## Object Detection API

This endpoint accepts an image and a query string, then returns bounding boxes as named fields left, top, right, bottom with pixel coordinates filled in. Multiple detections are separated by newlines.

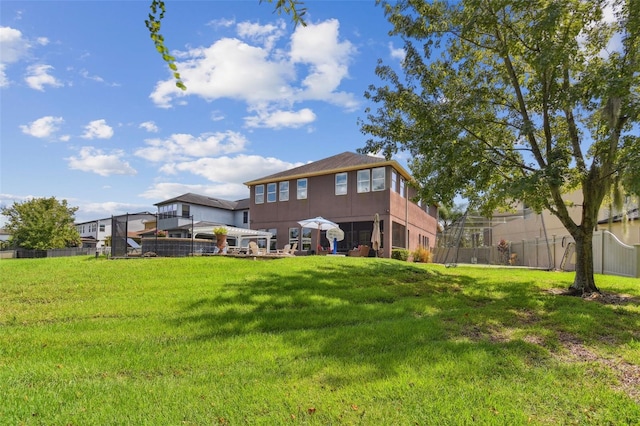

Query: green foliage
left=411, top=245, right=432, bottom=263
left=146, top=0, right=307, bottom=90
left=391, top=248, right=409, bottom=261
left=1, top=257, right=639, bottom=423
left=213, top=226, right=227, bottom=235
left=1, top=197, right=81, bottom=250
left=360, top=0, right=640, bottom=293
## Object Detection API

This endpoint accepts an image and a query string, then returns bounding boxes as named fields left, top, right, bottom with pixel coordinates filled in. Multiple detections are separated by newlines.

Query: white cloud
left=82, top=119, right=114, bottom=139
left=36, top=37, right=49, bottom=46
left=19, top=116, right=64, bottom=138
left=388, top=42, right=405, bottom=62
left=0, top=26, right=30, bottom=87
left=67, top=146, right=136, bottom=177
left=149, top=18, right=359, bottom=114
left=139, top=181, right=249, bottom=202
left=158, top=154, right=304, bottom=184
left=244, top=107, right=316, bottom=129
left=134, top=131, right=247, bottom=162
left=25, top=64, right=63, bottom=91
left=139, top=121, right=159, bottom=133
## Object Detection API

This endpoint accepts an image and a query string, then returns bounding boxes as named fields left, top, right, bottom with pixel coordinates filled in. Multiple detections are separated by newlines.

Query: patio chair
left=276, top=244, right=291, bottom=254
left=248, top=241, right=265, bottom=256
left=287, top=242, right=298, bottom=255
left=348, top=245, right=370, bottom=257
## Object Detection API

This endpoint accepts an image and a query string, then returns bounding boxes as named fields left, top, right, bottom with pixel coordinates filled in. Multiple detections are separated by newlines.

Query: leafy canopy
left=360, top=0, right=639, bottom=220
left=1, top=197, right=81, bottom=250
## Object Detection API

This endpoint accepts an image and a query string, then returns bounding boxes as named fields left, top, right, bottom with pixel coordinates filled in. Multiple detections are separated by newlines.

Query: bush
left=412, top=245, right=432, bottom=263
left=391, top=248, right=410, bottom=261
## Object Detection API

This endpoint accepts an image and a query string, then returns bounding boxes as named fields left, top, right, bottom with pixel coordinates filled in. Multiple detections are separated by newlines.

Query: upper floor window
left=255, top=185, right=264, bottom=204
left=99, top=224, right=105, bottom=232
left=391, top=170, right=398, bottom=192
left=182, top=204, right=190, bottom=218
left=279, top=181, right=289, bottom=201
left=267, top=183, right=277, bottom=203
left=357, top=169, right=370, bottom=193
left=297, top=178, right=307, bottom=200
left=243, top=211, right=249, bottom=224
left=335, top=172, right=347, bottom=195
left=372, top=167, right=385, bottom=191
left=400, top=178, right=406, bottom=198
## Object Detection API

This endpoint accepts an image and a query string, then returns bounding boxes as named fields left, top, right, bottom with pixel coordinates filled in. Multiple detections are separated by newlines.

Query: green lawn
left=1, top=256, right=639, bottom=425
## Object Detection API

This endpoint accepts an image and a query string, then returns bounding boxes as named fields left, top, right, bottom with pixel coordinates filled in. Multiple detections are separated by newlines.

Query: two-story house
left=155, top=193, right=250, bottom=238
left=76, top=212, right=156, bottom=251
left=244, top=152, right=438, bottom=257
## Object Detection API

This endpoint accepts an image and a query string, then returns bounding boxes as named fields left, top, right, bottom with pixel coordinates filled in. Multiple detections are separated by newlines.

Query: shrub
left=391, top=248, right=410, bottom=261
left=213, top=227, right=227, bottom=236
left=412, top=245, right=432, bottom=263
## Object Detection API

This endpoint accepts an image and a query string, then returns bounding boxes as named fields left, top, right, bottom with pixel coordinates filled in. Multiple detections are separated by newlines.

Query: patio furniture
left=348, top=245, right=370, bottom=257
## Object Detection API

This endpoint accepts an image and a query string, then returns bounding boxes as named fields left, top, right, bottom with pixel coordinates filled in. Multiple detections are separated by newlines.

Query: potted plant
left=213, top=226, right=228, bottom=250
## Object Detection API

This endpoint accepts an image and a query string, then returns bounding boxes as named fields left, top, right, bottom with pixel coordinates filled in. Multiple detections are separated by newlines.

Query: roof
left=244, top=151, right=413, bottom=186
left=155, top=193, right=250, bottom=211
left=598, top=207, right=639, bottom=224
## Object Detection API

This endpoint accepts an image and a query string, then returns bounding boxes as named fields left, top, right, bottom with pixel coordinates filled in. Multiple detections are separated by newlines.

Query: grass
left=1, top=256, right=639, bottom=425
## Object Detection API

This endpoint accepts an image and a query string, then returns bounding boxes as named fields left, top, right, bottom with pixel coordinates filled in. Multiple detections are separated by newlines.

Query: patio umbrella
left=371, top=213, right=381, bottom=257
left=298, top=216, right=339, bottom=252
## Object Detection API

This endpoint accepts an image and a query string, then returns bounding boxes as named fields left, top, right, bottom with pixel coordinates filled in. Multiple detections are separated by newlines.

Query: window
left=400, top=178, right=406, bottom=198
left=372, top=167, right=385, bottom=191
left=302, top=228, right=312, bottom=251
left=289, top=227, right=299, bottom=249
left=267, top=228, right=277, bottom=251
left=391, top=170, right=398, bottom=193
left=357, top=169, right=370, bottom=193
left=182, top=204, right=190, bottom=218
left=297, top=179, right=307, bottom=200
left=243, top=211, right=248, bottom=224
left=255, top=185, right=264, bottom=204
left=267, top=183, right=277, bottom=203
left=99, top=224, right=105, bottom=232
left=279, top=181, right=289, bottom=201
left=335, top=173, right=347, bottom=195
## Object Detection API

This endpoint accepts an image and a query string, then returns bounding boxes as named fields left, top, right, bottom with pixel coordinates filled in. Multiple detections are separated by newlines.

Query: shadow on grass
left=172, top=259, right=640, bottom=383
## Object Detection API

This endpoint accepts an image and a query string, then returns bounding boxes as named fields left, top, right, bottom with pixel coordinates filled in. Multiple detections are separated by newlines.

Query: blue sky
left=1, top=1, right=408, bottom=224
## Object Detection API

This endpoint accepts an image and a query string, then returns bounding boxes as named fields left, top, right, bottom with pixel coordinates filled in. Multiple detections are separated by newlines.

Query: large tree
left=359, top=0, right=639, bottom=295
left=1, top=197, right=81, bottom=250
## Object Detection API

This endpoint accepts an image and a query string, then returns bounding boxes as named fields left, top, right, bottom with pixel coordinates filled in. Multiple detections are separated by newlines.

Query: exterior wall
left=157, top=203, right=247, bottom=231
left=249, top=165, right=438, bottom=257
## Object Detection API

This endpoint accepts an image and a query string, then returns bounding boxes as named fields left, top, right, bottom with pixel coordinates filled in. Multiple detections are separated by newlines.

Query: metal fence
left=433, top=230, right=640, bottom=278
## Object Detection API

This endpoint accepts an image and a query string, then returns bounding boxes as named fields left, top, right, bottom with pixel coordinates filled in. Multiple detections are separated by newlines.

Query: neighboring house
left=155, top=193, right=250, bottom=238
left=75, top=212, right=156, bottom=250
left=492, top=189, right=639, bottom=246
left=243, top=151, right=439, bottom=257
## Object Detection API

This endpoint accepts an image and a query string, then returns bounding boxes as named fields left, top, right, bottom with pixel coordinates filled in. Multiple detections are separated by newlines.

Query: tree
left=1, top=197, right=81, bottom=250
left=359, top=0, right=639, bottom=295
left=146, top=0, right=307, bottom=90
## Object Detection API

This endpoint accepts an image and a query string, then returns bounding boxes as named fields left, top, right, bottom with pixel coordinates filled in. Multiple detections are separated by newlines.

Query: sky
left=1, top=0, right=409, bottom=225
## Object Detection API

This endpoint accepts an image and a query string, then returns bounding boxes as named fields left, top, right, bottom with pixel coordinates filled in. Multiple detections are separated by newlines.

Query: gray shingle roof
left=154, top=193, right=249, bottom=211
left=244, top=151, right=411, bottom=185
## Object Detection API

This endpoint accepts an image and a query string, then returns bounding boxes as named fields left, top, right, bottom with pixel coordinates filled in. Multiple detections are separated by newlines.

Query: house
left=75, top=212, right=156, bottom=251
left=155, top=193, right=250, bottom=238
left=243, top=151, right=439, bottom=257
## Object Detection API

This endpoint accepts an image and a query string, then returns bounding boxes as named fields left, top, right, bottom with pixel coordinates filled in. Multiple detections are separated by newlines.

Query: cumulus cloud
left=139, top=121, right=159, bottom=133
left=158, top=154, right=304, bottom=184
left=0, top=26, right=30, bottom=87
left=82, top=119, right=114, bottom=139
left=67, top=146, right=136, bottom=177
left=134, top=131, right=248, bottom=162
left=388, top=42, right=405, bottom=62
left=244, top=107, right=316, bottom=129
left=25, top=64, right=63, bottom=91
left=149, top=18, right=359, bottom=123
left=19, top=116, right=64, bottom=138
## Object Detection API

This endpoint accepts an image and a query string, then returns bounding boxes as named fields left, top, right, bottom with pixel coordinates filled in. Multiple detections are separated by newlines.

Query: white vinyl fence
left=434, top=230, right=640, bottom=278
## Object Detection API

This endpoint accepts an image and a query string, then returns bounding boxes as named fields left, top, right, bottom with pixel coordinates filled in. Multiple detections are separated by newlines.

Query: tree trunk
left=568, top=228, right=600, bottom=296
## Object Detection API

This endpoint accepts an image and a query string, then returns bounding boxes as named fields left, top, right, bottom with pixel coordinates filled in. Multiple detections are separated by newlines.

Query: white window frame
left=372, top=167, right=385, bottom=191
left=255, top=185, right=265, bottom=204
left=279, top=181, right=289, bottom=202
left=335, top=172, right=347, bottom=195
left=297, top=178, right=307, bottom=200
left=267, top=183, right=277, bottom=203
left=357, top=169, right=370, bottom=193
